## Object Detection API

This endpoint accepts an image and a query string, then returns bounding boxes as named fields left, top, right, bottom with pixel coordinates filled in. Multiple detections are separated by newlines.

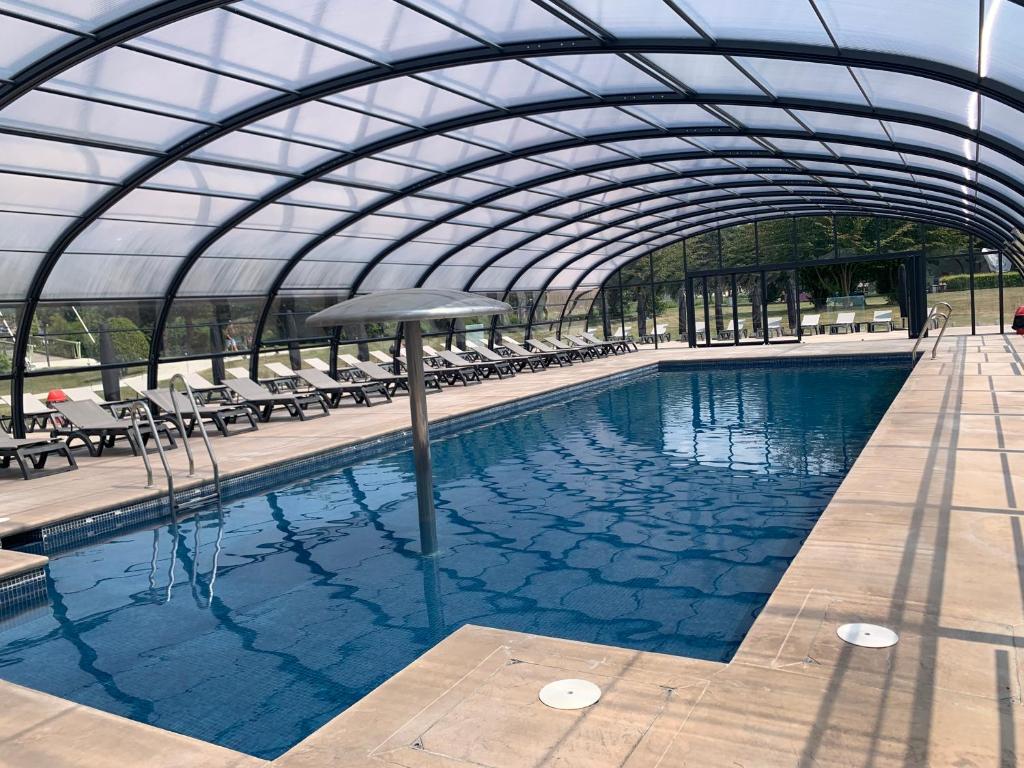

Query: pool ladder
left=910, top=301, right=954, bottom=360
left=128, top=375, right=222, bottom=515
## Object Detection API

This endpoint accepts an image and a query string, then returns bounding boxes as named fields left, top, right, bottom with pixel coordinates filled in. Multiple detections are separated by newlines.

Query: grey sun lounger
left=143, top=389, right=259, bottom=437
left=581, top=331, right=635, bottom=354
left=338, top=354, right=442, bottom=395
left=451, top=344, right=517, bottom=378
left=524, top=338, right=577, bottom=365
left=544, top=336, right=600, bottom=360
left=502, top=339, right=566, bottom=367
left=224, top=377, right=329, bottom=422
left=465, top=340, right=544, bottom=372
left=293, top=367, right=392, bottom=407
left=567, top=335, right=616, bottom=356
left=52, top=400, right=178, bottom=457
left=424, top=345, right=502, bottom=381
left=0, top=435, right=77, bottom=480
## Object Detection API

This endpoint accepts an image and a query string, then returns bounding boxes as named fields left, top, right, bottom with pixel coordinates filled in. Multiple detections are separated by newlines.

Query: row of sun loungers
left=0, top=331, right=642, bottom=480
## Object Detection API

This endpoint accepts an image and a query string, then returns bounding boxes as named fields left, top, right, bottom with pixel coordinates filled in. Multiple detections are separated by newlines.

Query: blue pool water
left=0, top=363, right=908, bottom=758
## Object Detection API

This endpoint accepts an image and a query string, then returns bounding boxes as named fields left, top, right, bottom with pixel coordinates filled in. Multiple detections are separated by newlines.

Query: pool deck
left=1, top=333, right=1022, bottom=766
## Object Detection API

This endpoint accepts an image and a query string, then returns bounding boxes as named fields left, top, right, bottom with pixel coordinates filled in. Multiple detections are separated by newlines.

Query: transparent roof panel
left=0, top=134, right=148, bottom=182
left=413, top=0, right=579, bottom=44
left=447, top=118, right=572, bottom=152
left=135, top=8, right=367, bottom=89
left=814, top=0, right=979, bottom=71
left=853, top=68, right=976, bottom=128
left=251, top=102, right=406, bottom=149
left=534, top=107, right=654, bottom=136
left=736, top=58, right=868, bottom=105
left=532, top=54, right=670, bottom=95
left=0, top=0, right=162, bottom=31
left=421, top=60, right=584, bottom=107
left=245, top=0, right=475, bottom=62
left=0, top=90, right=201, bottom=150
left=328, top=78, right=486, bottom=126
left=378, top=134, right=498, bottom=170
left=43, top=253, right=181, bottom=298
left=644, top=53, right=762, bottom=94
left=52, top=48, right=272, bottom=121
left=563, top=0, right=699, bottom=37
left=327, top=158, right=436, bottom=189
left=191, top=132, right=337, bottom=173
left=679, top=0, right=832, bottom=46
left=146, top=162, right=286, bottom=198
left=981, top=0, right=1024, bottom=91
left=0, top=13, right=73, bottom=77
left=717, top=104, right=806, bottom=131
left=622, top=103, right=725, bottom=129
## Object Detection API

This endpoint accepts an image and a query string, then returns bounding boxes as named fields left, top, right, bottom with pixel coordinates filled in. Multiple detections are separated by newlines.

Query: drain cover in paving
left=538, top=679, right=601, bottom=710
left=836, top=623, right=899, bottom=648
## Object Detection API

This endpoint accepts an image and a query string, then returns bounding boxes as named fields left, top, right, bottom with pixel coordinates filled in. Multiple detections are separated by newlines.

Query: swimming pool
left=0, top=361, right=908, bottom=758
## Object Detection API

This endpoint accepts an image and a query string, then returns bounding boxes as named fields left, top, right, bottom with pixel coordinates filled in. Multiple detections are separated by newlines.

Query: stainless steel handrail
left=126, top=400, right=174, bottom=494
left=910, top=301, right=953, bottom=360
left=168, top=373, right=221, bottom=502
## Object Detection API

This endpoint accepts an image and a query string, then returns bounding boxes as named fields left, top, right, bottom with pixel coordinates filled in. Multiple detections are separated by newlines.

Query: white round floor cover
left=836, top=623, right=899, bottom=648
left=538, top=679, right=602, bottom=710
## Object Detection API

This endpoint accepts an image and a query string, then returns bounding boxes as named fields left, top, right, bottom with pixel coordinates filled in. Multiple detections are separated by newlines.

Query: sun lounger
left=293, top=367, right=391, bottom=407
left=465, top=340, right=544, bottom=372
left=567, top=335, right=616, bottom=356
left=419, top=345, right=481, bottom=385
left=766, top=317, right=783, bottom=337
left=718, top=319, right=745, bottom=340
left=0, top=435, right=77, bottom=479
left=525, top=337, right=581, bottom=364
left=427, top=345, right=512, bottom=379
left=502, top=338, right=566, bottom=367
left=370, top=350, right=404, bottom=373
left=52, top=400, right=178, bottom=457
left=182, top=372, right=231, bottom=402
left=582, top=330, right=636, bottom=353
left=0, top=394, right=55, bottom=433
left=337, top=354, right=441, bottom=395
left=223, top=377, right=329, bottom=422
left=143, top=388, right=259, bottom=437
left=868, top=310, right=894, bottom=332
left=304, top=358, right=331, bottom=373
left=692, top=321, right=706, bottom=343
left=827, top=311, right=857, bottom=334
left=800, top=314, right=821, bottom=335
left=543, top=336, right=598, bottom=360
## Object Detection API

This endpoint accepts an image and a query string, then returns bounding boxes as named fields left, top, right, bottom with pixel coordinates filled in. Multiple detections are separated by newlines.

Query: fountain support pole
left=402, top=320, right=438, bottom=555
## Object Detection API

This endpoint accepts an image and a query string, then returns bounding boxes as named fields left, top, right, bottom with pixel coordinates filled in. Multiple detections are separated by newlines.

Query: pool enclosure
left=2, top=0, right=1024, bottom=433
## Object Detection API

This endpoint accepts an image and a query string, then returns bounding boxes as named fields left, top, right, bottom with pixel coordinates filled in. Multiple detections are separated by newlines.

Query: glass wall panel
left=21, top=364, right=150, bottom=411
left=31, top=301, right=161, bottom=370
left=707, top=275, right=733, bottom=344
left=757, top=218, right=794, bottom=265
left=721, top=222, right=757, bottom=267
left=794, top=216, right=836, bottom=261
left=972, top=251, right=1003, bottom=331
left=619, top=283, right=654, bottom=342
left=765, top=270, right=800, bottom=338
left=161, top=298, right=264, bottom=360
left=685, top=231, right=721, bottom=271
left=528, top=289, right=569, bottom=340
left=654, top=280, right=686, bottom=341
left=836, top=216, right=879, bottom=258
left=877, top=218, right=920, bottom=252
left=927, top=251, right=973, bottom=333
left=0, top=304, right=21, bottom=379
left=1001, top=267, right=1024, bottom=333
left=735, top=273, right=763, bottom=341
left=559, top=288, right=599, bottom=339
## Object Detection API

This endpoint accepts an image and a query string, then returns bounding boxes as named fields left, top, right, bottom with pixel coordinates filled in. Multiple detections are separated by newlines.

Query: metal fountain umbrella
left=307, top=288, right=511, bottom=555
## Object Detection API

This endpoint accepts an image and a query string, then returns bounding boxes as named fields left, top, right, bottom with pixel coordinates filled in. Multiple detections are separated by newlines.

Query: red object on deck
left=1013, top=306, right=1024, bottom=335
left=46, top=389, right=68, bottom=404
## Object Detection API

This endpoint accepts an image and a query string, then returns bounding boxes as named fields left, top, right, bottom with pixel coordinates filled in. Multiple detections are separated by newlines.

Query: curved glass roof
left=2, top=0, right=1023, bottom=313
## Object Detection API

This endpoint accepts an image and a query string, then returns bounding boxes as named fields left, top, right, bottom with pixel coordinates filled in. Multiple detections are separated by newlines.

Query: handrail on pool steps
left=910, top=301, right=954, bottom=360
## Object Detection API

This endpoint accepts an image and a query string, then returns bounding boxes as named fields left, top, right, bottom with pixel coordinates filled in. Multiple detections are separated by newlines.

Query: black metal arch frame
left=7, top=3, right=1024, bottom=428
left=544, top=206, right=1002, bottom=342
left=230, top=123, right=1024, bottom=372
left=552, top=209, right=991, bottom=340
left=520, top=195, right=1009, bottom=318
